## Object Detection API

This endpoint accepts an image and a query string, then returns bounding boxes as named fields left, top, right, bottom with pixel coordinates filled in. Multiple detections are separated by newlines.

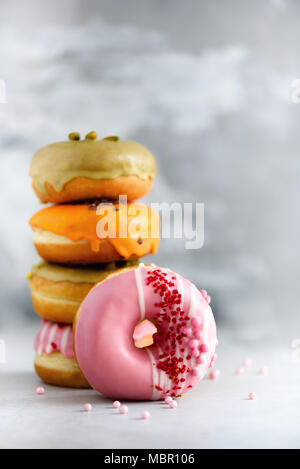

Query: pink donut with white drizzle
left=35, top=320, right=74, bottom=358
left=74, top=265, right=217, bottom=400
left=34, top=320, right=90, bottom=388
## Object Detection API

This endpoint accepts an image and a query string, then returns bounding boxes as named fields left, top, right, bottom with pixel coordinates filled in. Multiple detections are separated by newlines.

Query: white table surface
left=1, top=323, right=300, bottom=449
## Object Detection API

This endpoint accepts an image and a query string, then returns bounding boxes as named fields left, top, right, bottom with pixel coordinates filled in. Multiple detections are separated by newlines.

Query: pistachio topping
left=103, top=136, right=120, bottom=142
left=85, top=130, right=98, bottom=140
left=68, top=132, right=81, bottom=141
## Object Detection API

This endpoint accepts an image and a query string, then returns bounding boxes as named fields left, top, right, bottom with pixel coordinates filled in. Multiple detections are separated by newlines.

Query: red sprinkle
left=147, top=268, right=197, bottom=397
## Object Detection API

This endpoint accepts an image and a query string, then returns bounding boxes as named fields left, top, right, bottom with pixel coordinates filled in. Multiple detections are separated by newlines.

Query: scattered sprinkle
left=209, top=369, right=220, bottom=380
left=83, top=403, right=92, bottom=412
left=113, top=400, right=121, bottom=408
left=236, top=367, right=244, bottom=375
left=259, top=366, right=268, bottom=375
left=119, top=405, right=128, bottom=414
left=36, top=386, right=45, bottom=395
left=165, top=396, right=173, bottom=404
left=243, top=358, right=252, bottom=367
left=169, top=400, right=178, bottom=409
left=141, top=411, right=150, bottom=420
left=248, top=392, right=256, bottom=400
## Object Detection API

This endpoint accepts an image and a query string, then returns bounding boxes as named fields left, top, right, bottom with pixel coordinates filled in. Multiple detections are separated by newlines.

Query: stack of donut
left=27, top=131, right=159, bottom=388
left=27, top=130, right=218, bottom=401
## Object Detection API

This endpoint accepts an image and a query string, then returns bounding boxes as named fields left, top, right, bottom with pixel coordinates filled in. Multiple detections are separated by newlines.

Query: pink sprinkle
left=169, top=400, right=177, bottom=409
left=192, top=348, right=200, bottom=358
left=119, top=405, right=128, bottom=414
left=83, top=403, right=92, bottom=412
left=200, top=343, right=208, bottom=353
left=188, top=339, right=199, bottom=349
left=36, top=386, right=45, bottom=395
left=191, top=317, right=201, bottom=328
left=236, top=367, right=244, bottom=375
left=259, top=366, right=268, bottom=375
left=209, top=369, right=220, bottom=380
left=194, top=330, right=203, bottom=340
left=196, top=356, right=204, bottom=365
left=141, top=411, right=150, bottom=420
left=165, top=396, right=173, bottom=404
left=200, top=290, right=211, bottom=304
left=248, top=392, right=256, bottom=400
left=209, top=353, right=217, bottom=368
left=183, top=327, right=192, bottom=337
left=113, top=400, right=121, bottom=408
left=191, top=368, right=200, bottom=377
left=243, top=358, right=252, bottom=367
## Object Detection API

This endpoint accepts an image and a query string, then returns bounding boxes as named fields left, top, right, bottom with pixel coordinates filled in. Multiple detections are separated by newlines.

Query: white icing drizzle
left=45, top=323, right=58, bottom=354
left=193, top=283, right=211, bottom=375
left=134, top=266, right=159, bottom=399
left=189, top=282, right=197, bottom=319
left=37, top=321, right=49, bottom=355
left=203, top=303, right=212, bottom=349
left=146, top=348, right=161, bottom=400
left=134, top=267, right=145, bottom=320
left=156, top=344, right=168, bottom=398
left=188, top=282, right=197, bottom=372
left=60, top=325, right=71, bottom=356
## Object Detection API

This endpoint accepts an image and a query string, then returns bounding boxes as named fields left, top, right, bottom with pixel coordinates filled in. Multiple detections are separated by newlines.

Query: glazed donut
left=29, top=134, right=156, bottom=203
left=34, top=320, right=90, bottom=388
left=29, top=202, right=160, bottom=265
left=27, top=260, right=138, bottom=324
left=74, top=264, right=217, bottom=400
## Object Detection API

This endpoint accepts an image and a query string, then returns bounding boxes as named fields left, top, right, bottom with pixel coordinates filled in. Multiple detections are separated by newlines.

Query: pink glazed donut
left=74, top=265, right=217, bottom=400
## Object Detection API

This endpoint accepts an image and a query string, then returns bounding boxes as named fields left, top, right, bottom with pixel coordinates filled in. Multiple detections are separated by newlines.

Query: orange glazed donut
left=29, top=202, right=160, bottom=265
left=29, top=132, right=156, bottom=203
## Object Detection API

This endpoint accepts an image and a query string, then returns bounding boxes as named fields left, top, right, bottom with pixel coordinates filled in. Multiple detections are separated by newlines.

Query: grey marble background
left=0, top=0, right=299, bottom=341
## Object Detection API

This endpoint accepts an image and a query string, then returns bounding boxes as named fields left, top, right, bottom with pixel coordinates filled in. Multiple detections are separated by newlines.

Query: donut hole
left=133, top=319, right=157, bottom=349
